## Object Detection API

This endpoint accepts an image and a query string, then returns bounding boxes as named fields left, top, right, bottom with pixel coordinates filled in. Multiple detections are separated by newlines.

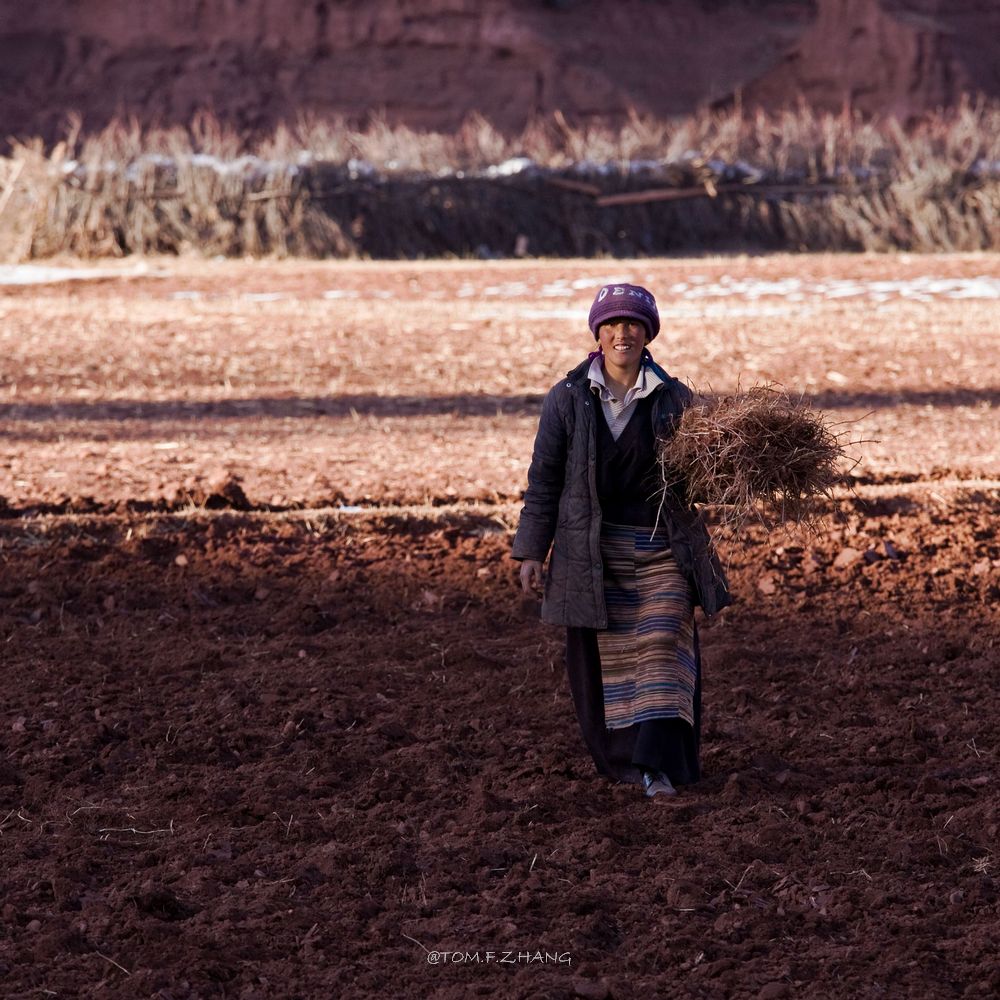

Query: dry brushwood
left=657, top=385, right=854, bottom=536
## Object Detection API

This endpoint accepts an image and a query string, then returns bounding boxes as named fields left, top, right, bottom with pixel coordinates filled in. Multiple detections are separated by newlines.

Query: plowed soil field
left=2, top=255, right=999, bottom=999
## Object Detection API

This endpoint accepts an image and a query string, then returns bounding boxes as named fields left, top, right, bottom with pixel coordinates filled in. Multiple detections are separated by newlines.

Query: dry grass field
left=1, top=254, right=999, bottom=998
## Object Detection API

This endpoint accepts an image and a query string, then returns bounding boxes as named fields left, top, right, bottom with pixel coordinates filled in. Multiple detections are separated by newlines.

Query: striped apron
left=597, top=522, right=697, bottom=730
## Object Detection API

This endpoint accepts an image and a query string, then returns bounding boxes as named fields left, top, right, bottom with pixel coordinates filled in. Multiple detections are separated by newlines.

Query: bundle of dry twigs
left=658, top=384, right=855, bottom=536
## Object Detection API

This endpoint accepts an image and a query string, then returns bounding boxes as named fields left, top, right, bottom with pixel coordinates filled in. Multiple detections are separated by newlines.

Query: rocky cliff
left=738, top=0, right=1000, bottom=118
left=1, top=0, right=998, bottom=142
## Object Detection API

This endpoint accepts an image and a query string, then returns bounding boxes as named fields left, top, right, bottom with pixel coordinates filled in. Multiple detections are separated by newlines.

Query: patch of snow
left=0, top=264, right=128, bottom=285
left=482, top=282, right=531, bottom=298
left=124, top=153, right=175, bottom=181
left=971, top=159, right=1000, bottom=178
left=629, top=159, right=668, bottom=173
left=570, top=276, right=625, bottom=290
left=569, top=160, right=617, bottom=177
left=669, top=275, right=1000, bottom=302
left=346, top=158, right=376, bottom=180
left=485, top=157, right=534, bottom=178
left=516, top=308, right=585, bottom=321
left=822, top=285, right=865, bottom=299
left=942, top=277, right=1000, bottom=299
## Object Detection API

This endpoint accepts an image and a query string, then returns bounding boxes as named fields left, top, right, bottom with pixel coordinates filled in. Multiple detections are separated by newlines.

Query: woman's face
left=597, top=318, right=649, bottom=365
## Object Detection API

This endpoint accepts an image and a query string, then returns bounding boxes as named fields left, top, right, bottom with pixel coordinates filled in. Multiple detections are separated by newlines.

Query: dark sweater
left=595, top=393, right=662, bottom=528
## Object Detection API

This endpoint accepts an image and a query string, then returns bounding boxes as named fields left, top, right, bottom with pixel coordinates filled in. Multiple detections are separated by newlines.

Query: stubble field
left=1, top=254, right=999, bottom=999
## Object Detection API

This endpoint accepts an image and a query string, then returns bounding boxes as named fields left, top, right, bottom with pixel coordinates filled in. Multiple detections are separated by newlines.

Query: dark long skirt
left=565, top=624, right=702, bottom=787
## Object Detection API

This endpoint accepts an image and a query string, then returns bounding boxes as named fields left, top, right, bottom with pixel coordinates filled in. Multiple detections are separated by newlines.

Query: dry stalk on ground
left=658, top=385, right=855, bottom=538
left=1, top=100, right=998, bottom=258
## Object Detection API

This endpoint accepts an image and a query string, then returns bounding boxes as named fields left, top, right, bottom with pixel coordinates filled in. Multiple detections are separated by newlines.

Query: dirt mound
left=176, top=472, right=253, bottom=512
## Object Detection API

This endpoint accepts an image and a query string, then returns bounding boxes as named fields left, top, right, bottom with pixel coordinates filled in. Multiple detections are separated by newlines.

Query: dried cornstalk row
left=1, top=102, right=998, bottom=260
left=1, top=145, right=352, bottom=259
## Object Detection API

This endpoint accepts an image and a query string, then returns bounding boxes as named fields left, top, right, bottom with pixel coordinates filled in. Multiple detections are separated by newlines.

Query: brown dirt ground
left=1, top=255, right=999, bottom=998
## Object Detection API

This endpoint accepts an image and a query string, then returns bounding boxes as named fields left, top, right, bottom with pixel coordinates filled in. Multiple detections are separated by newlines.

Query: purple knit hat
left=587, top=283, right=660, bottom=341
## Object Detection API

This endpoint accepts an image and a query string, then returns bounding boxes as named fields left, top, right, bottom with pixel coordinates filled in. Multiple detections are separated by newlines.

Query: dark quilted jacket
left=512, top=351, right=732, bottom=628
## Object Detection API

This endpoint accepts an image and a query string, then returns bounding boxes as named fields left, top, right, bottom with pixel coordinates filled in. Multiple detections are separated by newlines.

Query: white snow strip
left=322, top=288, right=393, bottom=301
left=672, top=276, right=1000, bottom=302
left=570, top=276, right=633, bottom=290
left=482, top=282, right=531, bottom=298
left=516, top=308, right=585, bottom=321
left=484, top=157, right=535, bottom=177
left=0, top=265, right=131, bottom=285
left=944, top=280, right=1000, bottom=299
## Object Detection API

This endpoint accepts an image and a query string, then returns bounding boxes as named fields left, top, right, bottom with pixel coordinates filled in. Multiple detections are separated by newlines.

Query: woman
left=512, top=283, right=731, bottom=797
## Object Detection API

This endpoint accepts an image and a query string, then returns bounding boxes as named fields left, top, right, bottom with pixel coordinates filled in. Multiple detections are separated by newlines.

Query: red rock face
left=1, top=0, right=997, bottom=142
left=737, top=0, right=1000, bottom=118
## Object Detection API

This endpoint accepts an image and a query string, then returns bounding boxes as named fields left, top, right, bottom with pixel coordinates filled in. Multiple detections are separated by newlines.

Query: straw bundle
left=658, top=385, right=852, bottom=536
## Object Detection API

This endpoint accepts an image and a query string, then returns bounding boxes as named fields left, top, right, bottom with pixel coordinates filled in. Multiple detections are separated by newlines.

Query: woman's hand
left=519, top=559, right=545, bottom=596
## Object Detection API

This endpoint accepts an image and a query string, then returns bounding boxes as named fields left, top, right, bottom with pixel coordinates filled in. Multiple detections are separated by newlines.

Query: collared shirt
left=587, top=354, right=664, bottom=441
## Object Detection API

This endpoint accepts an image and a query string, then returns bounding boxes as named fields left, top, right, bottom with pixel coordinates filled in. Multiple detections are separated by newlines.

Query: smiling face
left=597, top=317, right=650, bottom=366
